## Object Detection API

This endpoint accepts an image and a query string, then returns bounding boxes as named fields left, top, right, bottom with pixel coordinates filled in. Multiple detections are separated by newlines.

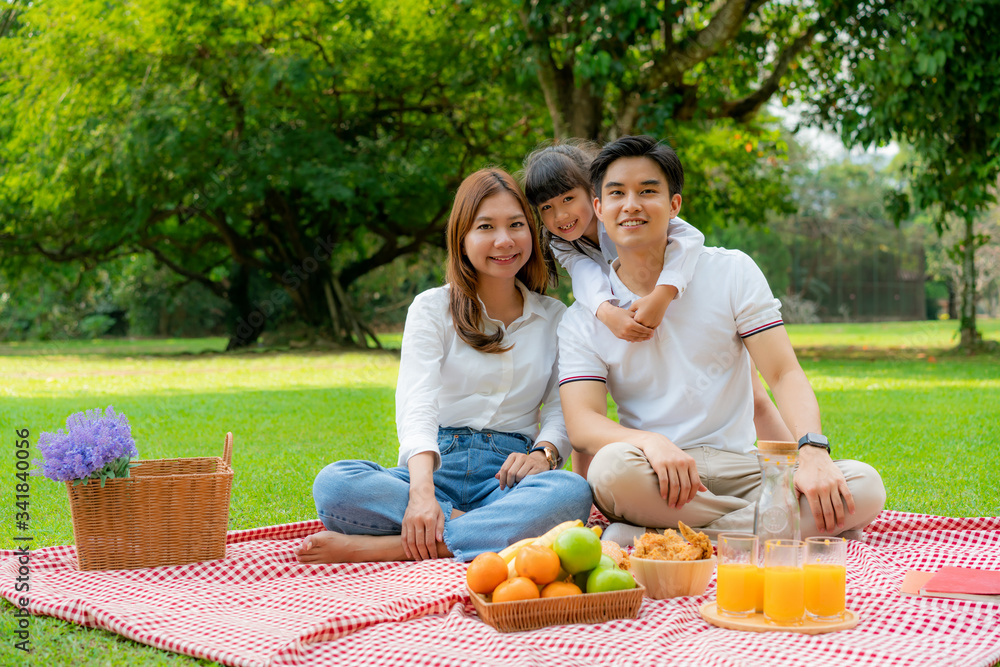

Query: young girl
left=295, top=168, right=593, bottom=564
left=521, top=143, right=793, bottom=478
left=522, top=142, right=705, bottom=344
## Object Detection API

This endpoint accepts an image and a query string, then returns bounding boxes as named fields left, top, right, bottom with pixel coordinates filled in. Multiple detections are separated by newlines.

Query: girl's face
left=462, top=191, right=533, bottom=283
left=537, top=186, right=597, bottom=242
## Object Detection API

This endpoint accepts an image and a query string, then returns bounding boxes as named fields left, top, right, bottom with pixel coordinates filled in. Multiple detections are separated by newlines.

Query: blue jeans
left=311, top=427, right=594, bottom=561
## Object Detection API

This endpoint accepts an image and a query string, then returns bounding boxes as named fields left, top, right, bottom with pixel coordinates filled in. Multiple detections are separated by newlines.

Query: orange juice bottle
left=804, top=563, right=846, bottom=619
left=764, top=565, right=805, bottom=625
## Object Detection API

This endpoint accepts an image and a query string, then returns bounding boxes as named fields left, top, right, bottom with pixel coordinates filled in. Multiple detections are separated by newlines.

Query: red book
left=919, top=567, right=1000, bottom=603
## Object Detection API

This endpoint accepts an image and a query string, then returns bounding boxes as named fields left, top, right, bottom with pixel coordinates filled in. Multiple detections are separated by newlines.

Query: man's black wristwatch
left=529, top=445, right=561, bottom=470
left=797, top=432, right=831, bottom=454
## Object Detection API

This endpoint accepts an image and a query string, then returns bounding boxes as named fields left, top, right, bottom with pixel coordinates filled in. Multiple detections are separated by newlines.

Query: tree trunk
left=226, top=265, right=266, bottom=350
left=958, top=215, right=981, bottom=351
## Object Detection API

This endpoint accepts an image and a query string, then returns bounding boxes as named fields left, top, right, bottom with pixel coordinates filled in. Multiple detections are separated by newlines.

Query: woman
left=295, top=168, right=593, bottom=563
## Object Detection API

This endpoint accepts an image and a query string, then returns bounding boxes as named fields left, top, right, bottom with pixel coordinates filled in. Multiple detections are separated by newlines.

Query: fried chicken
left=630, top=522, right=713, bottom=562
left=678, top=521, right=714, bottom=560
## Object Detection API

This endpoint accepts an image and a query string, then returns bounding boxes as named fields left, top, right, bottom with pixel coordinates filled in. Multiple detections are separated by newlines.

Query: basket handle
left=223, top=432, right=234, bottom=466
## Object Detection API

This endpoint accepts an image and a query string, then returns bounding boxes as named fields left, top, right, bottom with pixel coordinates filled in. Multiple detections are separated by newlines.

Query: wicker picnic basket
left=65, top=432, right=235, bottom=571
left=468, top=583, right=645, bottom=633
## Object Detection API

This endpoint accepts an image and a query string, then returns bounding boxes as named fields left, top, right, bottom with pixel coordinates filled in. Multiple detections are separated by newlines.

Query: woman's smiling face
left=462, top=190, right=533, bottom=281
left=536, top=186, right=597, bottom=243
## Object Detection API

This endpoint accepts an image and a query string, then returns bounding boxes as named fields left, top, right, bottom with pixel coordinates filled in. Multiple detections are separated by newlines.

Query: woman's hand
left=402, top=490, right=445, bottom=560
left=403, top=451, right=444, bottom=560
left=496, top=449, right=550, bottom=490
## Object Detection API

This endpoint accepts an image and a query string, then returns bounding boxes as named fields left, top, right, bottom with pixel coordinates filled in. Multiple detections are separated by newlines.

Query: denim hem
left=441, top=517, right=462, bottom=562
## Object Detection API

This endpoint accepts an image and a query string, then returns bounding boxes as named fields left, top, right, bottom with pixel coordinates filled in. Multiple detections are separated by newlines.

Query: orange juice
left=764, top=566, right=804, bottom=624
left=804, top=563, right=846, bottom=619
left=752, top=564, right=764, bottom=612
left=717, top=563, right=759, bottom=616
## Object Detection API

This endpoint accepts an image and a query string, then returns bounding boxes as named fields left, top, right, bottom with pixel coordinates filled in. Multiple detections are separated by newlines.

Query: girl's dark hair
left=519, top=141, right=601, bottom=286
left=445, top=168, right=548, bottom=354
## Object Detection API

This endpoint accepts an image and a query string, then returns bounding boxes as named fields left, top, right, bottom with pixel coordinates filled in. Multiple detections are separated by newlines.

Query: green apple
left=553, top=527, right=602, bottom=574
left=586, top=566, right=637, bottom=593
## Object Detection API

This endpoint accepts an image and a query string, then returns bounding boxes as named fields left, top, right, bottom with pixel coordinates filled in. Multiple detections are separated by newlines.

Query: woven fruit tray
left=468, top=583, right=645, bottom=633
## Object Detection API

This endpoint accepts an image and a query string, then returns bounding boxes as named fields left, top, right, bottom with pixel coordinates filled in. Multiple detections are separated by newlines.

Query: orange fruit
left=466, top=552, right=509, bottom=594
left=492, top=576, right=540, bottom=603
left=540, top=581, right=583, bottom=598
left=515, top=545, right=561, bottom=585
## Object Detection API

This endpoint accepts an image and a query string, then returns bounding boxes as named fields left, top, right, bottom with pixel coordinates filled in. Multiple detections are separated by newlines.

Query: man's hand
left=401, top=489, right=445, bottom=560
left=629, top=284, right=678, bottom=329
left=596, top=301, right=654, bottom=342
left=635, top=432, right=707, bottom=508
left=496, top=449, right=550, bottom=489
left=794, top=446, right=855, bottom=533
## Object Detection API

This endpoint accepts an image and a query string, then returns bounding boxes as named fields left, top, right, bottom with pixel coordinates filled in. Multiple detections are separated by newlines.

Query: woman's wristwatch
left=529, top=445, right=561, bottom=470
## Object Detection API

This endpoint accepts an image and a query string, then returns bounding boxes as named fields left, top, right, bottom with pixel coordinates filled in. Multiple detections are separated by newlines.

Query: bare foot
left=294, top=531, right=452, bottom=564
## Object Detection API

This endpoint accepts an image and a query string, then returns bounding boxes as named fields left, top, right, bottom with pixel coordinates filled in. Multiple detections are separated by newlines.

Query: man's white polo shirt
left=557, top=247, right=783, bottom=455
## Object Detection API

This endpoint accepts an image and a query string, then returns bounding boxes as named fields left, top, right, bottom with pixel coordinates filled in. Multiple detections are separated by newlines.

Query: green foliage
left=0, top=0, right=551, bottom=346
left=818, top=0, right=1000, bottom=225
left=811, top=0, right=1000, bottom=346
left=664, top=118, right=795, bottom=232
left=0, top=254, right=229, bottom=340
left=500, top=0, right=845, bottom=230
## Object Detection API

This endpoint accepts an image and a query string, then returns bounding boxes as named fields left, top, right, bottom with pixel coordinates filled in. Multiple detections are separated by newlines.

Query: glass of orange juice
left=716, top=533, right=761, bottom=618
left=804, top=536, right=847, bottom=621
left=763, top=539, right=805, bottom=626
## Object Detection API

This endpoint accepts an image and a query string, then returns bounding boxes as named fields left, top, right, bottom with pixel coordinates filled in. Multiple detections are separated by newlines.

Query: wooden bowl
left=629, top=555, right=717, bottom=599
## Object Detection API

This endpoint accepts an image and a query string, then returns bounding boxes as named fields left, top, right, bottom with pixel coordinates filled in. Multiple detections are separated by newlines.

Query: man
left=557, top=135, right=885, bottom=545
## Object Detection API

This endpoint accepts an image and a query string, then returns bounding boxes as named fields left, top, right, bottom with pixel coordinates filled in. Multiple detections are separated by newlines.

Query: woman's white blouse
left=395, top=282, right=570, bottom=470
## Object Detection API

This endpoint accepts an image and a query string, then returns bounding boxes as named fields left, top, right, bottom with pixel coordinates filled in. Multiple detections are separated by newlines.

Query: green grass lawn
left=1, top=320, right=999, bottom=665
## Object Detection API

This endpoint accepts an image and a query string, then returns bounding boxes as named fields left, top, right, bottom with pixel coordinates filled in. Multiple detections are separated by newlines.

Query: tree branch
left=652, top=0, right=765, bottom=85
left=138, top=240, right=226, bottom=298
left=712, top=18, right=823, bottom=121
left=195, top=208, right=267, bottom=270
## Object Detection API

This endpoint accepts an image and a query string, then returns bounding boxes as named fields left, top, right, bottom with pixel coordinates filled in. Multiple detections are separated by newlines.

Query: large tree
left=810, top=0, right=1000, bottom=350
left=507, top=0, right=886, bottom=140
left=0, top=0, right=549, bottom=348
left=496, top=0, right=891, bottom=229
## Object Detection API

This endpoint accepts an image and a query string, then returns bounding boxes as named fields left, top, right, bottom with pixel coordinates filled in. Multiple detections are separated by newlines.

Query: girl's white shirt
left=550, top=217, right=705, bottom=315
left=395, top=281, right=570, bottom=470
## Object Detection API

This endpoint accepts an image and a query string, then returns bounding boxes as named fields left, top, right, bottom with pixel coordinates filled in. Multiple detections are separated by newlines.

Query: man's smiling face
left=594, top=156, right=682, bottom=251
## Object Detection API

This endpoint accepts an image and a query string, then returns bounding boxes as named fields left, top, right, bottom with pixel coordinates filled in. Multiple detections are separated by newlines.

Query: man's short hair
left=590, top=135, right=684, bottom=200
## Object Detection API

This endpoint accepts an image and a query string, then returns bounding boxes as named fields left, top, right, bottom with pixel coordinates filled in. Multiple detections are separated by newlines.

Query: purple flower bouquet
left=34, top=406, right=139, bottom=487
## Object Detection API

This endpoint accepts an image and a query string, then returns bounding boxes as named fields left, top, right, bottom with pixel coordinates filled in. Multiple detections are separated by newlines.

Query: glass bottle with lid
left=754, top=440, right=801, bottom=543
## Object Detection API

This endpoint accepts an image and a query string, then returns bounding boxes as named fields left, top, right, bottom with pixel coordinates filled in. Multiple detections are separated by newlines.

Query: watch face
left=799, top=432, right=830, bottom=450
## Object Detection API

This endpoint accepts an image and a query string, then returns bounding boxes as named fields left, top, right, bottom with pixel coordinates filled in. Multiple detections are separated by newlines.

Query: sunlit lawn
left=1, top=320, right=998, bottom=665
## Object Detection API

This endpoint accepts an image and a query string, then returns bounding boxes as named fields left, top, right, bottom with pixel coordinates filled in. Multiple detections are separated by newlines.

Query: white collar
left=476, top=279, right=552, bottom=327
left=608, top=260, right=641, bottom=307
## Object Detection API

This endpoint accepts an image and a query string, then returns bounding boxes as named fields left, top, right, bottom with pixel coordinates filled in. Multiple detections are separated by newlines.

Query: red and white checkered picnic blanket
left=3, top=511, right=999, bottom=667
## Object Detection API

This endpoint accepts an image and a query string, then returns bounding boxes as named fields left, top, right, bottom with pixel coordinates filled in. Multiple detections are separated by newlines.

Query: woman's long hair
left=519, top=140, right=600, bottom=287
left=445, top=168, right=548, bottom=354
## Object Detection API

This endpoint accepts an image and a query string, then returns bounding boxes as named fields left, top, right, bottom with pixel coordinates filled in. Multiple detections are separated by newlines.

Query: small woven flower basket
left=65, top=432, right=235, bottom=571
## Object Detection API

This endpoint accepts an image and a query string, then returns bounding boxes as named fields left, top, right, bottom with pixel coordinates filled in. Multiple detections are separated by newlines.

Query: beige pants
left=588, top=443, right=886, bottom=538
